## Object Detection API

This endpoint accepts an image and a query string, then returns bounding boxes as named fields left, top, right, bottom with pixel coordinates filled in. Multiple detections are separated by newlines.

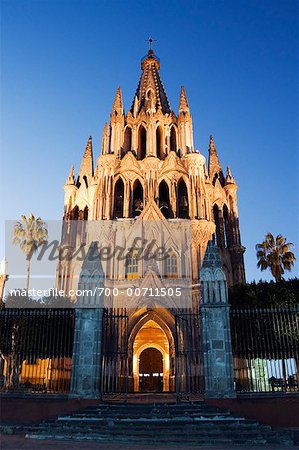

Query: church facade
left=57, top=46, right=245, bottom=399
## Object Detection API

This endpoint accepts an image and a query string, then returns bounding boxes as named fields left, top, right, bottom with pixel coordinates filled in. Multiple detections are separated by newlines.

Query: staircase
left=27, top=402, right=294, bottom=446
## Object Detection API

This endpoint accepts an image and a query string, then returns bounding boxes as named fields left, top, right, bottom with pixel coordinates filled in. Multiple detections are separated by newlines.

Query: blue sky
left=1, top=0, right=298, bottom=282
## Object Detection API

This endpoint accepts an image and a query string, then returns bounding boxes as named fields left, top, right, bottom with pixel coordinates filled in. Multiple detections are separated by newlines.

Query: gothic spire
left=77, top=136, right=94, bottom=187
left=112, top=86, right=123, bottom=116
left=179, top=86, right=190, bottom=114
left=208, top=135, right=224, bottom=185
left=130, top=47, right=171, bottom=115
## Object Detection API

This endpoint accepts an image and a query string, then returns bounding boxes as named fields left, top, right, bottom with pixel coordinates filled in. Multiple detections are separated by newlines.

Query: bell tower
left=58, top=44, right=245, bottom=299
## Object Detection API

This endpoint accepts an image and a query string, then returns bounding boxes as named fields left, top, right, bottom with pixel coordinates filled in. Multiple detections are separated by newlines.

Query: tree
left=256, top=233, right=296, bottom=282
left=13, top=214, right=48, bottom=292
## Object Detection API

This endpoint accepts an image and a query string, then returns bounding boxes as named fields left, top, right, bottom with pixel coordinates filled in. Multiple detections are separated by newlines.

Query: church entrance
left=101, top=309, right=204, bottom=398
left=132, top=318, right=171, bottom=392
left=139, top=348, right=163, bottom=392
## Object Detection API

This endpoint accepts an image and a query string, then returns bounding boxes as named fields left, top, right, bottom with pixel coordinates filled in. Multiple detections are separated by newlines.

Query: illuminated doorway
left=133, top=319, right=170, bottom=392
left=139, top=348, right=163, bottom=392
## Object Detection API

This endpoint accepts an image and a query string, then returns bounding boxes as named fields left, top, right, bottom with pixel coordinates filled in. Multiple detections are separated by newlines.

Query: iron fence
left=0, top=308, right=75, bottom=394
left=175, top=311, right=204, bottom=398
left=230, top=306, right=299, bottom=393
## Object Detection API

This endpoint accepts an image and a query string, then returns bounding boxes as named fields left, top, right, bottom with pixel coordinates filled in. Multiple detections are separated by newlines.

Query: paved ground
left=1, top=436, right=299, bottom=450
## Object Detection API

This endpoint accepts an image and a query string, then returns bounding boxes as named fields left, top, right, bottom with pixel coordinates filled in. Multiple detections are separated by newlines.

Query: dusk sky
left=1, top=0, right=298, bottom=282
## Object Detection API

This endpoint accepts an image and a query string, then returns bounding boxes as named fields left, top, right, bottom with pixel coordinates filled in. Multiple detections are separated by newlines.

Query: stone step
left=33, top=426, right=276, bottom=438
left=28, top=432, right=291, bottom=446
left=63, top=412, right=233, bottom=420
left=39, top=421, right=269, bottom=431
left=26, top=402, right=294, bottom=446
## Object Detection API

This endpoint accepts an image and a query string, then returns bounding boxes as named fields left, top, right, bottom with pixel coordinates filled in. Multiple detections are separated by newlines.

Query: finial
left=147, top=37, right=157, bottom=52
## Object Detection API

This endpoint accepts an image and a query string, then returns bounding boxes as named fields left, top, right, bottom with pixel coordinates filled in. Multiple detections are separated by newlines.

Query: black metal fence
left=175, top=312, right=204, bottom=397
left=230, top=306, right=299, bottom=393
left=1, top=306, right=298, bottom=396
left=101, top=308, right=129, bottom=396
left=0, top=309, right=75, bottom=394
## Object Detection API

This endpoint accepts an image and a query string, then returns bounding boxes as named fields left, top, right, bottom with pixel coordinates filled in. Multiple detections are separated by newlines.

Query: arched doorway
left=139, top=348, right=163, bottom=392
left=132, top=319, right=170, bottom=392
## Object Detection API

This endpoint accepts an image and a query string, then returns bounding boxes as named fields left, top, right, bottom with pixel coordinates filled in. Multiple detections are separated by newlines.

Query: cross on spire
left=147, top=37, right=157, bottom=52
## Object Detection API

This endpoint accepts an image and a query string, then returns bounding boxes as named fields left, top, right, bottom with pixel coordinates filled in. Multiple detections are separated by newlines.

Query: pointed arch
left=123, top=126, right=132, bottom=152
left=158, top=180, right=171, bottom=218
left=177, top=178, right=189, bottom=219
left=213, top=204, right=220, bottom=246
left=113, top=177, right=124, bottom=218
left=170, top=126, right=177, bottom=152
left=223, top=204, right=230, bottom=248
left=138, top=125, right=147, bottom=160
left=156, top=125, right=164, bottom=159
left=132, top=179, right=144, bottom=217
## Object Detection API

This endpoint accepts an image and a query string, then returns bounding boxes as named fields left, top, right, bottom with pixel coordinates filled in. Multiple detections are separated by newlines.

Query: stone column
left=70, top=308, right=103, bottom=398
left=200, top=241, right=235, bottom=398
left=70, top=242, right=104, bottom=398
left=201, top=303, right=235, bottom=398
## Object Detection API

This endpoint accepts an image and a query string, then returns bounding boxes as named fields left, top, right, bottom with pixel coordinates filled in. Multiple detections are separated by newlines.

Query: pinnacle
left=208, top=135, right=223, bottom=183
left=77, top=136, right=94, bottom=186
left=225, top=165, right=236, bottom=184
left=112, top=86, right=123, bottom=114
left=179, top=86, right=190, bottom=113
left=83, top=136, right=93, bottom=157
left=66, top=164, right=75, bottom=185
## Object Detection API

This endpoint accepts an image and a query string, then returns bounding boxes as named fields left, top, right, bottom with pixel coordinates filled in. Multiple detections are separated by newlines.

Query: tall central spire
left=131, top=46, right=171, bottom=115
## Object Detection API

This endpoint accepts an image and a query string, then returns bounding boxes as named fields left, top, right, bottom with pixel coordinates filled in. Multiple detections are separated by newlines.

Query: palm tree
left=256, top=233, right=296, bottom=282
left=13, top=214, right=48, bottom=292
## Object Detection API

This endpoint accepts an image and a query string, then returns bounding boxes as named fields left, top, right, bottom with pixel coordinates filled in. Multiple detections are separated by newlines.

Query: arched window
left=113, top=178, right=124, bottom=218
left=223, top=204, right=230, bottom=248
left=125, top=252, right=139, bottom=279
left=164, top=250, right=178, bottom=278
left=132, top=179, right=144, bottom=217
left=170, top=126, right=177, bottom=152
left=158, top=180, right=171, bottom=219
left=156, top=126, right=164, bottom=159
left=213, top=204, right=222, bottom=248
left=123, top=127, right=132, bottom=153
left=138, top=125, right=147, bottom=160
left=177, top=178, right=189, bottom=219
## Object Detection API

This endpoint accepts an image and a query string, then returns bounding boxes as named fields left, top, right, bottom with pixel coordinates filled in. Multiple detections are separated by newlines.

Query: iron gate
left=101, top=308, right=129, bottom=396
left=175, top=311, right=204, bottom=399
